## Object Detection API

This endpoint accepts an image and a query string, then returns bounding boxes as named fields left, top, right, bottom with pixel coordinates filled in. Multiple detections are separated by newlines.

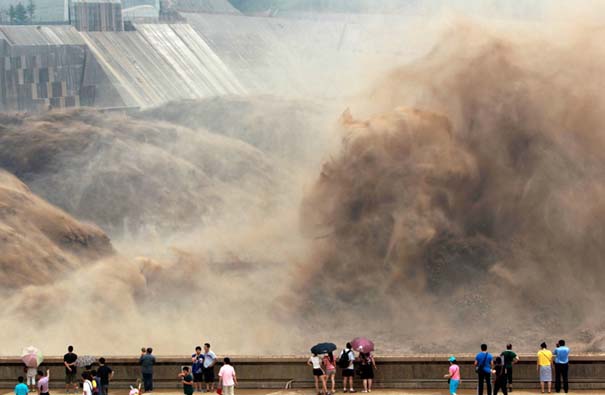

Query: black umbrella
left=310, top=342, right=337, bottom=355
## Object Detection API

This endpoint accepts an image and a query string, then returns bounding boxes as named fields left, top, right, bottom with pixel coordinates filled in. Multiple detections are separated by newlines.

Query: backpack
left=92, top=378, right=100, bottom=395
left=338, top=350, right=351, bottom=369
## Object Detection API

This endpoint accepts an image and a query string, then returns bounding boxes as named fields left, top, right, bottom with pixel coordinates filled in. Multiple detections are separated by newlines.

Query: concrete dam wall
left=0, top=23, right=245, bottom=111
left=184, top=12, right=434, bottom=99
left=0, top=11, right=439, bottom=111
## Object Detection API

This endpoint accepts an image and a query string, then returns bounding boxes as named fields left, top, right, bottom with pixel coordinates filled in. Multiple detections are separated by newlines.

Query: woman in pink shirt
left=218, top=358, right=237, bottom=395
left=443, top=356, right=461, bottom=395
left=323, top=352, right=336, bottom=395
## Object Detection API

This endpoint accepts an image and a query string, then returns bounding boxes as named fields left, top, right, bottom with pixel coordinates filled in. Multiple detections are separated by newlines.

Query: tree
left=8, top=4, right=16, bottom=23
left=14, top=2, right=27, bottom=24
left=26, top=0, right=35, bottom=22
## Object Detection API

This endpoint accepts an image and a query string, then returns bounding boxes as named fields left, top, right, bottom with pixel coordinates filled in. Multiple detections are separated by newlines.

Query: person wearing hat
left=444, top=356, right=461, bottom=395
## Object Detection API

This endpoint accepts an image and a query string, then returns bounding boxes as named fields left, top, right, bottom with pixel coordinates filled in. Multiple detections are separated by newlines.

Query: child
left=178, top=367, right=194, bottom=395
left=36, top=370, right=50, bottom=395
left=15, top=376, right=29, bottom=395
left=493, top=356, right=508, bottom=395
left=82, top=373, right=93, bottom=395
left=443, top=356, right=461, bottom=395
left=218, top=358, right=237, bottom=395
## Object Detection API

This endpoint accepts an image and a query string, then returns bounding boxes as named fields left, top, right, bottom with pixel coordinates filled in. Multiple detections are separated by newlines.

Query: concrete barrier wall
left=1, top=355, right=605, bottom=390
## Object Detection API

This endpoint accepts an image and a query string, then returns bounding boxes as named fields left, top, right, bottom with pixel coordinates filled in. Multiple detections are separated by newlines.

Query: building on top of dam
left=70, top=0, right=124, bottom=31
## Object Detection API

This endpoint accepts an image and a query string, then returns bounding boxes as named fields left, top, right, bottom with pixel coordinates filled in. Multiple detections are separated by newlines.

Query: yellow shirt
left=537, top=349, right=553, bottom=366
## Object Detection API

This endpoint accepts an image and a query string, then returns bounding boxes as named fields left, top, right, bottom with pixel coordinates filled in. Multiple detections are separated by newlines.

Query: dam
left=0, top=0, right=435, bottom=111
left=3, top=1, right=605, bottom=389
left=0, top=22, right=246, bottom=111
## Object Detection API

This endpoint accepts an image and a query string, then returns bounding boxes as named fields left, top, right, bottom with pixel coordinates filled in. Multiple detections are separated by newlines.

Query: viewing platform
left=1, top=355, right=604, bottom=390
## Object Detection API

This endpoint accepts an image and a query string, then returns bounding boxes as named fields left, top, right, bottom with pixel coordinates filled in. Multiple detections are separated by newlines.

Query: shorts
left=65, top=372, right=77, bottom=384
left=539, top=365, right=552, bottom=382
left=222, top=385, right=234, bottom=395
left=313, top=368, right=325, bottom=376
left=359, top=365, right=374, bottom=380
left=449, top=379, right=460, bottom=395
left=27, top=376, right=36, bottom=386
left=203, top=367, right=215, bottom=383
left=342, top=369, right=354, bottom=377
left=194, top=373, right=204, bottom=383
left=326, top=369, right=336, bottom=376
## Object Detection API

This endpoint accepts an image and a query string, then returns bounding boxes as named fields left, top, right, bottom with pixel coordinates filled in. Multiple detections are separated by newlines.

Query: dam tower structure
left=69, top=0, right=124, bottom=31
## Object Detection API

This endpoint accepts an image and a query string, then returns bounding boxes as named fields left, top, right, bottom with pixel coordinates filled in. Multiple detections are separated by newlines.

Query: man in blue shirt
left=191, top=346, right=204, bottom=393
left=554, top=340, right=570, bottom=393
left=474, top=344, right=493, bottom=395
left=15, top=376, right=29, bottom=395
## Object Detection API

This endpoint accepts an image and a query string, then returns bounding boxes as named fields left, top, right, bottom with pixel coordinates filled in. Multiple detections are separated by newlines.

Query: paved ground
left=4, top=392, right=593, bottom=395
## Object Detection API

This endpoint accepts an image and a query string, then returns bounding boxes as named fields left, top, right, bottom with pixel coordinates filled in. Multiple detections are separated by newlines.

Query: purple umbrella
left=351, top=337, right=374, bottom=353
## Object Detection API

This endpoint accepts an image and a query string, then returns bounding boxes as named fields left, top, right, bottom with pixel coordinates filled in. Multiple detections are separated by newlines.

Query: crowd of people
left=14, top=344, right=234, bottom=395
left=445, top=341, right=570, bottom=395
left=13, top=340, right=572, bottom=395
left=308, top=342, right=377, bottom=395
left=139, top=343, right=232, bottom=395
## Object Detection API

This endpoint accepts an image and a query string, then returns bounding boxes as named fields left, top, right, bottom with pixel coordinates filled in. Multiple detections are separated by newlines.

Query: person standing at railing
left=500, top=344, right=519, bottom=393
left=203, top=343, right=217, bottom=393
left=475, top=344, right=494, bottom=395
left=192, top=346, right=205, bottom=393
left=537, top=342, right=554, bottom=394
left=553, top=340, right=570, bottom=394
left=97, top=358, right=114, bottom=395
left=139, top=348, right=156, bottom=394
left=64, top=346, right=78, bottom=395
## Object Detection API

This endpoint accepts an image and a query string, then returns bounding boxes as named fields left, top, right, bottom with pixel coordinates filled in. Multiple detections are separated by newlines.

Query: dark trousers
left=477, top=371, right=492, bottom=395
left=493, top=376, right=508, bottom=395
left=143, top=373, right=153, bottom=392
left=555, top=363, right=569, bottom=393
left=101, top=384, right=109, bottom=395
left=506, top=366, right=513, bottom=385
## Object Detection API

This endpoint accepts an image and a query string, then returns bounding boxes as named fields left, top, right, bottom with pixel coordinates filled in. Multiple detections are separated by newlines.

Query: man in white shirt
left=203, top=343, right=217, bottom=393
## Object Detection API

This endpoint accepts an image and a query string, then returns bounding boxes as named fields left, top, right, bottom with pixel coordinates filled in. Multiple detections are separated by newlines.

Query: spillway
left=0, top=22, right=245, bottom=111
